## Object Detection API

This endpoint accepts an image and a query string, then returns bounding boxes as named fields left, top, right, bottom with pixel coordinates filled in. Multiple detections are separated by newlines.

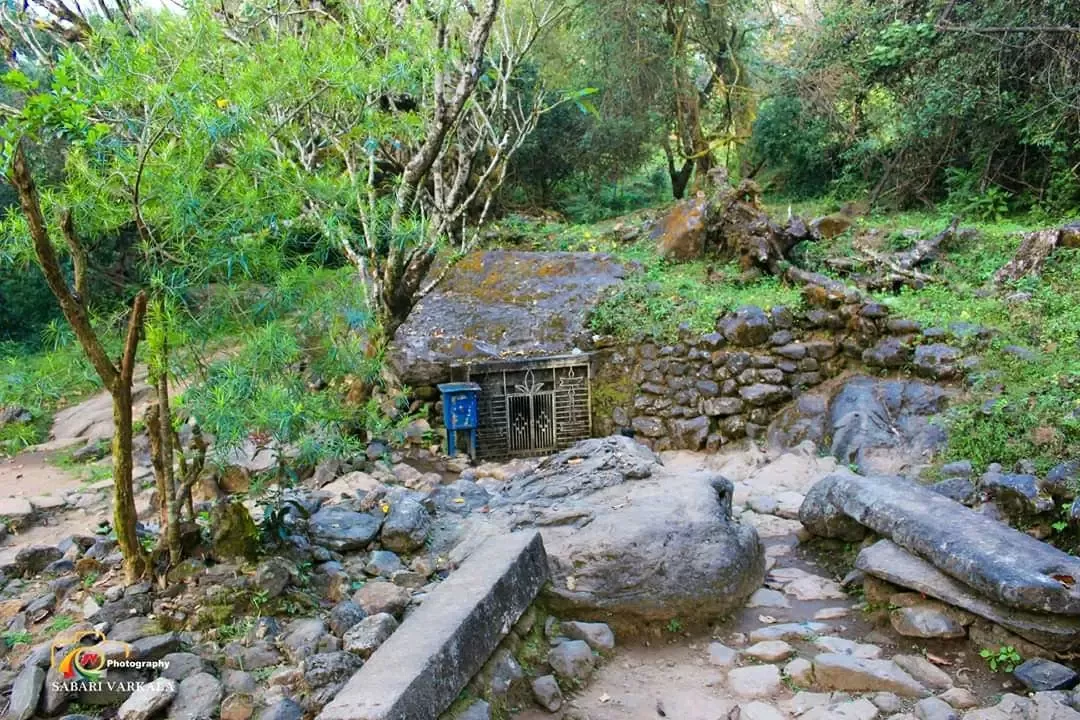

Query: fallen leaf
left=757, top=614, right=777, bottom=624
left=1053, top=574, right=1076, bottom=587
left=598, top=693, right=611, bottom=703
left=452, top=497, right=466, bottom=504
left=926, top=652, right=953, bottom=666
left=568, top=458, right=583, bottom=465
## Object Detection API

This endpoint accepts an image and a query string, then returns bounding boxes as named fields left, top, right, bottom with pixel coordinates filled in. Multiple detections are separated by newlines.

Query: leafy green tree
left=750, top=0, right=1080, bottom=212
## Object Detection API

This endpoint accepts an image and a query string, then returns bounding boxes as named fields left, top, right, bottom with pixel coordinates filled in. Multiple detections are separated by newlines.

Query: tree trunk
left=111, top=376, right=146, bottom=581
left=8, top=140, right=148, bottom=582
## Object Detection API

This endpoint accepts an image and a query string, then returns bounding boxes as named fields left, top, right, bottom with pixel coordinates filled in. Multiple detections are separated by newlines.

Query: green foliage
left=181, top=272, right=366, bottom=461
left=2, top=630, right=32, bottom=647
left=980, top=645, right=1022, bottom=673
left=589, top=252, right=804, bottom=341
left=750, top=0, right=1080, bottom=213
left=665, top=618, right=684, bottom=634
left=45, top=614, right=76, bottom=634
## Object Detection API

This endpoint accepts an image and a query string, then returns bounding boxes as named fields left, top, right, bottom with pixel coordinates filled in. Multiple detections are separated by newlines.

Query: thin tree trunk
left=8, top=140, right=147, bottom=582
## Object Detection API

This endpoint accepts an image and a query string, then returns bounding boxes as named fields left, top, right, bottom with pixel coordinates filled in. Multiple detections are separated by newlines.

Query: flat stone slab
left=317, top=531, right=548, bottom=720
left=389, top=251, right=626, bottom=386
left=857, top=540, right=1080, bottom=653
left=808, top=473, right=1080, bottom=615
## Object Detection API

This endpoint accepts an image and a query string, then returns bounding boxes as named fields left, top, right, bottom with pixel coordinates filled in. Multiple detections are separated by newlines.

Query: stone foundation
left=591, top=283, right=980, bottom=451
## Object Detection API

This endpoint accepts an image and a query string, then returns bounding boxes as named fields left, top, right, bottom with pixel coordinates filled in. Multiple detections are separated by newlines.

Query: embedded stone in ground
left=743, top=640, right=796, bottom=662
left=811, top=653, right=930, bottom=697
left=1013, top=657, right=1079, bottom=691
left=727, top=664, right=783, bottom=699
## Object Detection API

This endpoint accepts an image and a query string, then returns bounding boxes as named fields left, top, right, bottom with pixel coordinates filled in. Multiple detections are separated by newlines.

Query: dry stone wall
left=592, top=283, right=980, bottom=452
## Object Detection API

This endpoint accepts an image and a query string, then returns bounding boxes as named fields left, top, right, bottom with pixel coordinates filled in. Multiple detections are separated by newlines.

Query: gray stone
left=708, top=642, right=738, bottom=668
left=915, top=697, right=959, bottom=720
left=109, top=616, right=158, bottom=642
left=380, top=496, right=431, bottom=554
left=800, top=476, right=868, bottom=541
left=941, top=460, right=973, bottom=478
left=740, top=384, right=791, bottom=407
left=118, top=678, right=178, bottom=720
left=728, top=664, right=783, bottom=698
left=132, top=632, right=181, bottom=660
left=1043, top=461, right=1080, bottom=500
left=480, top=648, right=523, bottom=698
left=303, top=651, right=364, bottom=688
left=873, top=692, right=903, bottom=712
left=938, top=688, right=979, bottom=709
left=748, top=587, right=791, bottom=608
left=281, top=618, right=330, bottom=663
left=560, top=621, right=614, bottom=651
left=890, top=605, right=966, bottom=639
left=739, top=701, right=787, bottom=720
left=316, top=531, right=547, bottom=720
left=914, top=344, right=963, bottom=380
left=530, top=675, right=562, bottom=712
left=343, top=613, right=399, bottom=658
left=744, top=640, right=795, bottom=662
left=9, top=665, right=45, bottom=720
left=826, top=376, right=950, bottom=475
left=856, top=540, right=1080, bottom=652
left=160, top=653, right=207, bottom=681
left=863, top=337, right=911, bottom=368
left=749, top=622, right=830, bottom=643
left=309, top=506, right=382, bottom=551
left=812, top=654, right=929, bottom=697
left=784, top=657, right=814, bottom=686
left=352, top=581, right=411, bottom=617
left=474, top=436, right=763, bottom=624
left=703, top=397, right=743, bottom=416
left=167, top=672, right=223, bottom=720
left=14, top=545, right=62, bottom=575
left=931, top=478, right=976, bottom=505
left=1014, top=658, right=1079, bottom=691
left=222, top=671, right=257, bottom=695
left=810, top=473, right=1080, bottom=616
left=720, top=306, right=772, bottom=347
left=329, top=601, right=367, bottom=637
left=548, top=640, right=595, bottom=681
left=454, top=699, right=490, bottom=720
left=253, top=557, right=294, bottom=599
left=257, top=699, right=304, bottom=720
left=672, top=415, right=709, bottom=450
left=365, top=551, right=405, bottom=578
left=892, top=654, right=954, bottom=691
left=389, top=251, right=626, bottom=385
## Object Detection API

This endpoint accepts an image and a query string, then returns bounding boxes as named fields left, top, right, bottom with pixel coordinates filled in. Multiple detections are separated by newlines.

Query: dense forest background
left=2, top=0, right=1077, bottom=346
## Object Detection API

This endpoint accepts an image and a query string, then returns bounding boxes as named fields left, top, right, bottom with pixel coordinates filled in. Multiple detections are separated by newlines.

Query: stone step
left=316, top=530, right=548, bottom=720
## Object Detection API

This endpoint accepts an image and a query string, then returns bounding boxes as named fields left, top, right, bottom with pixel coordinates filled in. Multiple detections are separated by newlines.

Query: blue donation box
left=437, top=382, right=481, bottom=459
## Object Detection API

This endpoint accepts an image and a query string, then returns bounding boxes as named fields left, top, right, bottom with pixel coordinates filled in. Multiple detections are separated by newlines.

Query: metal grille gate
left=451, top=354, right=592, bottom=460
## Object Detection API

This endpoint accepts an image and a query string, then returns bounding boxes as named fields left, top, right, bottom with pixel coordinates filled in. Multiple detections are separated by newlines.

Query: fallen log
left=994, top=223, right=1080, bottom=284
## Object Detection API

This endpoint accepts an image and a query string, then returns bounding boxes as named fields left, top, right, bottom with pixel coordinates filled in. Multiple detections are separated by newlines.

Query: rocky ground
left=1, top=420, right=1079, bottom=720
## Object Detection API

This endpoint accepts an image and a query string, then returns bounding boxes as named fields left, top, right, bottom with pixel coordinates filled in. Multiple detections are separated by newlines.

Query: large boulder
left=654, top=196, right=709, bottom=261
left=389, top=251, right=626, bottom=386
left=769, top=375, right=952, bottom=476
left=458, top=436, right=764, bottom=625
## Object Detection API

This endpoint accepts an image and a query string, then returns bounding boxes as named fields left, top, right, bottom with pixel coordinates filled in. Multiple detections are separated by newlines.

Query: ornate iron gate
left=451, top=354, right=592, bottom=460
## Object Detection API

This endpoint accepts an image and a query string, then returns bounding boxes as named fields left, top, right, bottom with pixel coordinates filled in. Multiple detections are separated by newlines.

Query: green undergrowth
left=766, top=204, right=1080, bottom=472
left=0, top=340, right=107, bottom=454
left=497, top=204, right=1079, bottom=471
left=588, top=256, right=804, bottom=339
